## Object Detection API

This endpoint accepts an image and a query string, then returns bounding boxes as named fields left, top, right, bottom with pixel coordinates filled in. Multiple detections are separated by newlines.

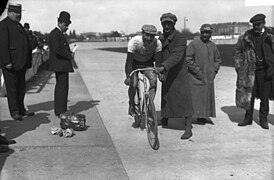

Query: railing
left=0, top=48, right=49, bottom=97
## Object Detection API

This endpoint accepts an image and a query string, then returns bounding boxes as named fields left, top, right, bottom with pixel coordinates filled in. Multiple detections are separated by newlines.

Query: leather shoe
left=181, top=130, right=192, bottom=139
left=12, top=114, right=23, bottom=121
left=238, top=119, right=252, bottom=126
left=0, top=135, right=16, bottom=145
left=260, top=121, right=269, bottom=130
left=21, top=111, right=35, bottom=117
left=0, top=145, right=10, bottom=153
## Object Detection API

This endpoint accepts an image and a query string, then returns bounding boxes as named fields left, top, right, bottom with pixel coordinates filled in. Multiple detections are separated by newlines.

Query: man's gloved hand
left=124, top=77, right=131, bottom=86
left=154, top=66, right=165, bottom=74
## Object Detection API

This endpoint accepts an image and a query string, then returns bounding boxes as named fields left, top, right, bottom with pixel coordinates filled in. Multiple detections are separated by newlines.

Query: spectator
left=0, top=3, right=35, bottom=121
left=234, top=14, right=274, bottom=129
left=186, top=24, right=221, bottom=125
left=154, top=13, right=194, bottom=139
left=48, top=11, right=74, bottom=117
left=23, top=22, right=38, bottom=50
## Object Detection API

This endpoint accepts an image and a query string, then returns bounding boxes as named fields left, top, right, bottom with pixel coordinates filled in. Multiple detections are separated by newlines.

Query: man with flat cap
left=186, top=24, right=221, bottom=125
left=234, top=13, right=274, bottom=129
left=124, top=24, right=162, bottom=128
left=48, top=11, right=74, bottom=117
left=0, top=3, right=34, bottom=121
left=154, top=13, right=194, bottom=139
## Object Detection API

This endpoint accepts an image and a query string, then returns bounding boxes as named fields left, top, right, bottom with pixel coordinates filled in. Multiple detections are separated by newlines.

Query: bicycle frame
left=130, top=68, right=154, bottom=127
left=129, top=67, right=159, bottom=150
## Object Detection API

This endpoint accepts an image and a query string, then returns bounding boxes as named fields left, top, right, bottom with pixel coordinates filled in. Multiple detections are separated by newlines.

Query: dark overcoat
left=48, top=27, right=73, bottom=72
left=0, top=17, right=32, bottom=70
left=159, top=30, right=194, bottom=118
left=233, top=27, right=274, bottom=109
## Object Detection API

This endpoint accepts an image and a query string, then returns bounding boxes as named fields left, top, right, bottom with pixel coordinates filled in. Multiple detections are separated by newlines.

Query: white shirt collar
left=57, top=26, right=62, bottom=32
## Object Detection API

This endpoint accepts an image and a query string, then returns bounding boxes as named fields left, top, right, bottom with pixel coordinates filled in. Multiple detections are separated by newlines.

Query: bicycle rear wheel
left=145, top=94, right=159, bottom=150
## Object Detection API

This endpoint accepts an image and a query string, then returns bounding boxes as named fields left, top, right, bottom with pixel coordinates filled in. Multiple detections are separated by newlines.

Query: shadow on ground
left=221, top=106, right=274, bottom=125
left=156, top=111, right=208, bottom=130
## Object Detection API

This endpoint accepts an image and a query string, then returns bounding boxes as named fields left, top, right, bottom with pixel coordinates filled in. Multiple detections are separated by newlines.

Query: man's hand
left=158, top=74, right=166, bottom=82
left=124, top=77, right=131, bottom=86
left=5, top=63, right=12, bottom=70
left=154, top=66, right=165, bottom=74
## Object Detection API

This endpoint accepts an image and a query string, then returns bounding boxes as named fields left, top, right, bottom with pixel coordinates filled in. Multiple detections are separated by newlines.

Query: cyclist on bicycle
left=124, top=24, right=162, bottom=120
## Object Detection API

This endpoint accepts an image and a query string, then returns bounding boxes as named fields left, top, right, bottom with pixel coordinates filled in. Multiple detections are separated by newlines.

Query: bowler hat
left=160, top=13, right=177, bottom=24
left=200, top=24, right=213, bottom=32
left=250, top=13, right=265, bottom=24
left=7, top=3, right=22, bottom=13
left=58, top=11, right=71, bottom=25
left=141, top=24, right=157, bottom=35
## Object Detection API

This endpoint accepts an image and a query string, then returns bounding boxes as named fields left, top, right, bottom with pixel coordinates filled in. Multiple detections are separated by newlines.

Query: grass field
left=99, top=44, right=235, bottom=67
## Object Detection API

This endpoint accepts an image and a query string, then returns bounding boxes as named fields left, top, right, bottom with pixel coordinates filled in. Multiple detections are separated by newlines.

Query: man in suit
left=0, top=3, right=34, bottom=121
left=0, top=1, right=16, bottom=153
left=48, top=11, right=74, bottom=117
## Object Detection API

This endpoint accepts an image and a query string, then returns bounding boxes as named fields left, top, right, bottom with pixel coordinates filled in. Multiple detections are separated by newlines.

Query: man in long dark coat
left=234, top=14, right=274, bottom=129
left=48, top=11, right=74, bottom=117
left=155, top=13, right=194, bottom=139
left=0, top=3, right=34, bottom=121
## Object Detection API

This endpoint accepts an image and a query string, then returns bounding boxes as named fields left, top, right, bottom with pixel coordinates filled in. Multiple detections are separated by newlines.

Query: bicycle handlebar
left=129, top=67, right=155, bottom=77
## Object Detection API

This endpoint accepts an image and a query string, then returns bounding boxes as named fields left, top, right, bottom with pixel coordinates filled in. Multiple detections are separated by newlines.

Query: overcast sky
left=1, top=0, right=273, bottom=34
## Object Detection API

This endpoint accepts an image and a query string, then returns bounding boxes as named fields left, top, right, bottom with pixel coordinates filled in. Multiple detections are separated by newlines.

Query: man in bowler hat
left=234, top=13, right=274, bottom=129
left=0, top=3, right=34, bottom=121
left=48, top=11, right=74, bottom=117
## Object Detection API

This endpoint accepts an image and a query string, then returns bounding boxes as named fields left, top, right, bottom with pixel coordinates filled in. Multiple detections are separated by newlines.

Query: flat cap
left=160, top=13, right=177, bottom=23
left=141, top=24, right=157, bottom=35
left=200, top=24, right=213, bottom=32
left=249, top=13, right=265, bottom=24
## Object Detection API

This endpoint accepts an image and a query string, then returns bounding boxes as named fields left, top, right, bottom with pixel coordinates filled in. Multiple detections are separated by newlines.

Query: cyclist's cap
left=200, top=24, right=213, bottom=32
left=160, top=13, right=177, bottom=24
left=141, top=24, right=157, bottom=35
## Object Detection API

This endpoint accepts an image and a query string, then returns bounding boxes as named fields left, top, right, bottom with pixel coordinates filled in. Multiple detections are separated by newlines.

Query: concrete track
left=0, top=42, right=274, bottom=180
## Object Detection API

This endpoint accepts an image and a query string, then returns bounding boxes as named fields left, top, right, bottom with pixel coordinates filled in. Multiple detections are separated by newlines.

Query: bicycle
left=129, top=67, right=160, bottom=150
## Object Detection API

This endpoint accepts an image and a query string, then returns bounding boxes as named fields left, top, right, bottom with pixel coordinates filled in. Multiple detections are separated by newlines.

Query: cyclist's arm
left=154, top=51, right=162, bottom=67
left=125, top=52, right=134, bottom=78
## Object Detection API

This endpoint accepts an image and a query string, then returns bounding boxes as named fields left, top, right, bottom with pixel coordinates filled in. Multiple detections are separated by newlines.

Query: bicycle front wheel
left=145, top=94, right=159, bottom=150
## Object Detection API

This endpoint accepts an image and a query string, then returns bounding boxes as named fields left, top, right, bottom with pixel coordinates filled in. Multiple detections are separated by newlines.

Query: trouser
left=246, top=69, right=272, bottom=122
left=2, top=68, right=26, bottom=117
left=54, top=72, right=69, bottom=116
left=128, top=70, right=157, bottom=105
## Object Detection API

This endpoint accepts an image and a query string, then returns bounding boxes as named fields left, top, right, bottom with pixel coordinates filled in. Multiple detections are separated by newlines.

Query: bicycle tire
left=144, top=94, right=159, bottom=150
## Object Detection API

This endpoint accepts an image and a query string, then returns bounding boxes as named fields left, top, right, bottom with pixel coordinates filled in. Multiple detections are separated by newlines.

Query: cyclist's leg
left=128, top=72, right=138, bottom=116
left=144, top=69, right=157, bottom=101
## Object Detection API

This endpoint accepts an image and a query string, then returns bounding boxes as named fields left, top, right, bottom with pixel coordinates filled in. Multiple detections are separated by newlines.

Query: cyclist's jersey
left=128, top=35, right=162, bottom=67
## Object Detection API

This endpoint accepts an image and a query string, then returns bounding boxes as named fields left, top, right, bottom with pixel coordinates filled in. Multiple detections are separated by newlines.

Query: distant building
left=211, top=22, right=251, bottom=35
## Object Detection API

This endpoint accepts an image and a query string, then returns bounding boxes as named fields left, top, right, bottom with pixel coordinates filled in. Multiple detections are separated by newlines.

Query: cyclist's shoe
left=128, top=105, right=136, bottom=116
left=132, top=121, right=140, bottom=128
